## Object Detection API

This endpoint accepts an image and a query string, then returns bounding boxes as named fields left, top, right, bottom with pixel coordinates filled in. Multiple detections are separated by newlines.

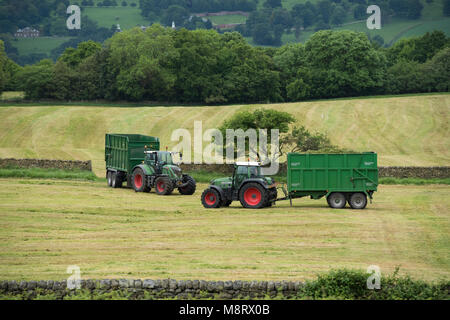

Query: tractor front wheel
left=239, top=183, right=267, bottom=209
left=132, top=168, right=149, bottom=192
left=201, top=188, right=221, bottom=208
left=155, top=177, right=174, bottom=195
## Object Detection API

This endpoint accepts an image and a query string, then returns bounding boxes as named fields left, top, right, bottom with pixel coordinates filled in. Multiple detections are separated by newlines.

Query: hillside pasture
left=0, top=94, right=448, bottom=177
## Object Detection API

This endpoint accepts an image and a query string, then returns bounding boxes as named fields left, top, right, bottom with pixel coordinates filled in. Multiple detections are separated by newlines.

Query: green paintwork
left=210, top=165, right=273, bottom=191
left=287, top=152, right=378, bottom=197
left=105, top=134, right=160, bottom=173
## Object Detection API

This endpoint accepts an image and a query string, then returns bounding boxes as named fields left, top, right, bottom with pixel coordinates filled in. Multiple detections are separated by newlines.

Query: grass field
left=0, top=177, right=448, bottom=281
left=0, top=94, right=448, bottom=177
left=11, top=37, right=72, bottom=57
left=83, top=6, right=150, bottom=29
left=208, top=14, right=247, bottom=25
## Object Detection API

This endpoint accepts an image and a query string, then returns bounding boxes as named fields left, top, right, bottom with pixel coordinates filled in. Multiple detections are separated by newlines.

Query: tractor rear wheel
left=107, top=171, right=112, bottom=187
left=201, top=188, right=221, bottom=208
left=155, top=177, right=174, bottom=195
left=239, top=183, right=268, bottom=209
left=327, top=192, right=346, bottom=209
left=349, top=193, right=367, bottom=209
left=132, top=168, right=149, bottom=192
left=178, top=175, right=196, bottom=195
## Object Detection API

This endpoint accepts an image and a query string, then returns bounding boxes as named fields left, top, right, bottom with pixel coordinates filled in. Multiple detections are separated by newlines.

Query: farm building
left=14, top=27, right=40, bottom=38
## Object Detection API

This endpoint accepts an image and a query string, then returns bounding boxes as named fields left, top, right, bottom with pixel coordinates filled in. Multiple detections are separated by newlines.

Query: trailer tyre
left=178, top=175, right=196, bottom=195
left=155, top=177, right=174, bottom=195
left=107, top=171, right=112, bottom=187
left=349, top=193, right=367, bottom=209
left=111, top=172, right=123, bottom=188
left=239, top=183, right=268, bottom=209
left=201, top=188, right=221, bottom=208
left=327, top=192, right=346, bottom=209
left=132, top=168, right=149, bottom=192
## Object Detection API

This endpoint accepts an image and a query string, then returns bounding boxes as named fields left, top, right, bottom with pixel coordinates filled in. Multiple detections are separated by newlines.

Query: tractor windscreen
left=159, top=152, right=173, bottom=165
left=249, top=166, right=261, bottom=177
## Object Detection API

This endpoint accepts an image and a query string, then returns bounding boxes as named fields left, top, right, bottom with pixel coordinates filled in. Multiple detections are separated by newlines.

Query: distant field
left=12, top=37, right=72, bottom=56
left=208, top=14, right=247, bottom=25
left=83, top=6, right=150, bottom=29
left=0, top=178, right=448, bottom=281
left=0, top=94, right=448, bottom=176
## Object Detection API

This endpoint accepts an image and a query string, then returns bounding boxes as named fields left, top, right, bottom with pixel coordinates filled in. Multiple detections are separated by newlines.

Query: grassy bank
left=0, top=167, right=98, bottom=181
left=0, top=94, right=448, bottom=177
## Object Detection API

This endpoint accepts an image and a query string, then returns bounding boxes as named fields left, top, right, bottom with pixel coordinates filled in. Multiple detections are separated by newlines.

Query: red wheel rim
left=157, top=180, right=165, bottom=192
left=134, top=174, right=143, bottom=189
left=204, top=192, right=216, bottom=206
left=244, top=187, right=262, bottom=206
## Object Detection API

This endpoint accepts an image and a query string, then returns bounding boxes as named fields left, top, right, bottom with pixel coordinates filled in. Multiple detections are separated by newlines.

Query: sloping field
left=0, top=178, right=448, bottom=281
left=0, top=94, right=449, bottom=176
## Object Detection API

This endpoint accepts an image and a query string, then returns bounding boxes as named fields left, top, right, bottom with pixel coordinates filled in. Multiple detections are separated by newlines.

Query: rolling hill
left=0, top=94, right=448, bottom=176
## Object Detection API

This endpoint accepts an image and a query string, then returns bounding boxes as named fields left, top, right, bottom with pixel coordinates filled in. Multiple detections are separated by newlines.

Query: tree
left=218, top=108, right=295, bottom=162
left=16, top=59, right=54, bottom=99
left=59, top=40, right=102, bottom=67
left=162, top=5, right=189, bottom=27
left=263, top=0, right=282, bottom=8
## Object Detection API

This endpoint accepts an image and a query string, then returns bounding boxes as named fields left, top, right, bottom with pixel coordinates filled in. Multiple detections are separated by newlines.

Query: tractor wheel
left=239, top=183, right=268, bottom=209
left=327, top=192, right=346, bottom=209
left=201, top=188, right=221, bottom=208
left=132, top=168, right=149, bottom=192
left=349, top=193, right=367, bottom=209
left=107, top=171, right=112, bottom=187
left=178, top=175, right=196, bottom=195
left=155, top=177, right=174, bottom=195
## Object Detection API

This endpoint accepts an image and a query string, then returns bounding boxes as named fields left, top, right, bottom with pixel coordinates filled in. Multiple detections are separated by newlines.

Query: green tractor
left=201, top=162, right=277, bottom=209
left=131, top=150, right=196, bottom=195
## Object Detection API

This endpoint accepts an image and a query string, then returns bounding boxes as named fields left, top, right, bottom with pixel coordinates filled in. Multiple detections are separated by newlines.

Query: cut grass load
left=0, top=178, right=448, bottom=281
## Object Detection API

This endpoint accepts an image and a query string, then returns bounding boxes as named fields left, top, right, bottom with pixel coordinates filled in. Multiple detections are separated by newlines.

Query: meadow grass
left=82, top=6, right=150, bottom=29
left=0, top=167, right=98, bottom=181
left=11, top=37, right=73, bottom=57
left=0, top=177, right=448, bottom=281
left=0, top=94, right=448, bottom=177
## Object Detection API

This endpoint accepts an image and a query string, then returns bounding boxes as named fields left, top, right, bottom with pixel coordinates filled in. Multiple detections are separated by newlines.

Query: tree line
left=0, top=26, right=448, bottom=102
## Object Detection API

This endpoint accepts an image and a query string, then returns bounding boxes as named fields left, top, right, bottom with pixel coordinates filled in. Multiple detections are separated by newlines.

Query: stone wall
left=180, top=163, right=450, bottom=179
left=0, top=158, right=92, bottom=171
left=0, top=279, right=303, bottom=300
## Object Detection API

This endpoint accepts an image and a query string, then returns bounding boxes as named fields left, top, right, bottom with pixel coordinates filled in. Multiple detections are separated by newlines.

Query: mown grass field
left=0, top=177, right=448, bottom=281
left=82, top=6, right=150, bottom=30
left=0, top=94, right=448, bottom=177
left=12, top=37, right=73, bottom=57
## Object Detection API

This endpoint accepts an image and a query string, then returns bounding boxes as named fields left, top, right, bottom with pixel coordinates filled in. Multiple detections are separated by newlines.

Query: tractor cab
left=233, top=162, right=264, bottom=187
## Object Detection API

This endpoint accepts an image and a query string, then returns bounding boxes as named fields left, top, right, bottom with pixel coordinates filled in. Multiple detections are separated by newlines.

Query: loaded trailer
left=201, top=152, right=378, bottom=209
left=105, top=133, right=196, bottom=195
left=282, top=152, right=378, bottom=209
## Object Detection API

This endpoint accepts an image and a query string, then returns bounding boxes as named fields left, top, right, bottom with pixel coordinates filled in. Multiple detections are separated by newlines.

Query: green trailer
left=105, top=134, right=160, bottom=187
left=285, top=152, right=378, bottom=209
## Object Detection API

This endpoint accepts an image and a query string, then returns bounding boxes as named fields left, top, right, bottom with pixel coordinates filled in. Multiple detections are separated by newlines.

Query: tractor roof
left=235, top=161, right=260, bottom=166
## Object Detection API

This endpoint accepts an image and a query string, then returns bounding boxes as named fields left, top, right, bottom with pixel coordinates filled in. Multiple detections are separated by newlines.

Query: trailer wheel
left=239, top=183, right=267, bottom=209
left=178, top=175, right=196, bottom=195
left=155, top=177, right=174, bottom=195
left=107, top=171, right=112, bottom=187
left=327, top=192, right=346, bottom=209
left=201, top=189, right=221, bottom=208
left=111, top=172, right=123, bottom=188
left=349, top=193, right=367, bottom=209
left=132, top=168, right=149, bottom=192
